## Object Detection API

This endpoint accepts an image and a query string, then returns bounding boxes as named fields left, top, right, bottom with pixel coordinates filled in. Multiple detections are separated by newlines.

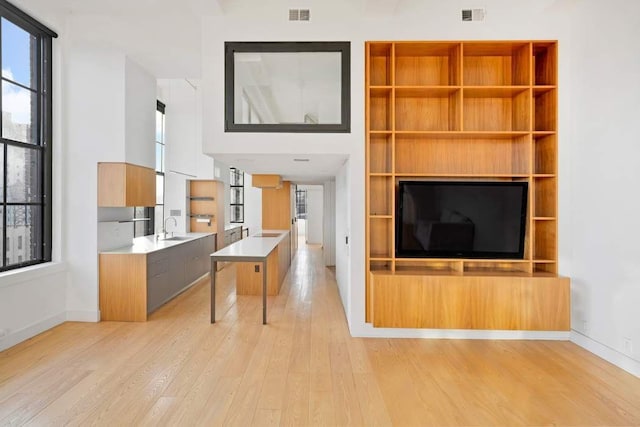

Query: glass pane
left=154, top=205, right=163, bottom=233
left=156, top=174, right=164, bottom=205
left=234, top=51, right=341, bottom=125
left=155, top=142, right=163, bottom=172
left=7, top=145, right=41, bottom=203
left=155, top=110, right=164, bottom=143
left=2, top=81, right=37, bottom=144
left=6, top=205, right=42, bottom=265
left=1, top=18, right=36, bottom=88
left=231, top=187, right=243, bottom=204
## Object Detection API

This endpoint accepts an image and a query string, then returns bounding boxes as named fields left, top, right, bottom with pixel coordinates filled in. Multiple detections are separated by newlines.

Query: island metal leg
left=210, top=258, right=217, bottom=323
left=262, top=259, right=267, bottom=324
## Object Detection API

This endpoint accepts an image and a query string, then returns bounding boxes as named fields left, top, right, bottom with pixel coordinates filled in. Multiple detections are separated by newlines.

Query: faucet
left=163, top=216, right=178, bottom=239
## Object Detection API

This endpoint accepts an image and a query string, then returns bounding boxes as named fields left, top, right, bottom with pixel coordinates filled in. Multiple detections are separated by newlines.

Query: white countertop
left=211, top=229, right=288, bottom=259
left=100, top=232, right=215, bottom=254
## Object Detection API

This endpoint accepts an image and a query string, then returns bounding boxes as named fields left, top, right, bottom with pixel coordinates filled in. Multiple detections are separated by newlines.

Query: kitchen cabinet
left=98, top=162, right=156, bottom=207
left=99, top=233, right=216, bottom=321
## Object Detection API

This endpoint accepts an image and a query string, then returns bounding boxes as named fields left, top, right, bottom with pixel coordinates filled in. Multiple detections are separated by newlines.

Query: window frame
left=224, top=41, right=351, bottom=133
left=229, top=167, right=244, bottom=224
left=0, top=1, right=56, bottom=272
left=154, top=100, right=165, bottom=233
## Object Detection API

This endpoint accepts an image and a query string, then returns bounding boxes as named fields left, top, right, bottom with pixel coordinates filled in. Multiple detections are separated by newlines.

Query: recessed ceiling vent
left=462, top=8, right=485, bottom=21
left=289, top=9, right=310, bottom=21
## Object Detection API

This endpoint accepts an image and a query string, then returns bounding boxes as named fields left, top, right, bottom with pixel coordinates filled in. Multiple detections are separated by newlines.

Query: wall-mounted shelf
left=99, top=218, right=151, bottom=223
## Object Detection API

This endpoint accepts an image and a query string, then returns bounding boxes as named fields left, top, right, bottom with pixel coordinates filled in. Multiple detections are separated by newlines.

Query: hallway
left=1, top=244, right=640, bottom=425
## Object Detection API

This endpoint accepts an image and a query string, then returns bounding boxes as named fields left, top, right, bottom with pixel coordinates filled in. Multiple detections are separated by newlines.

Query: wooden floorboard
left=1, top=242, right=639, bottom=426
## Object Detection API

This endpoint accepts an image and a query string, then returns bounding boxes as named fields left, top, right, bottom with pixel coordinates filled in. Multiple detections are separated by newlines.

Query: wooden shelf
left=365, top=40, right=563, bottom=329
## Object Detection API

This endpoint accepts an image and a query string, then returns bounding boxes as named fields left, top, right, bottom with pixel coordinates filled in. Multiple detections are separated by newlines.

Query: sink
left=160, top=236, right=192, bottom=241
left=254, top=233, right=281, bottom=238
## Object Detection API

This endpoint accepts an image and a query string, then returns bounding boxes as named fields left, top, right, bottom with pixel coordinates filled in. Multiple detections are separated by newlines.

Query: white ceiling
left=215, top=153, right=346, bottom=184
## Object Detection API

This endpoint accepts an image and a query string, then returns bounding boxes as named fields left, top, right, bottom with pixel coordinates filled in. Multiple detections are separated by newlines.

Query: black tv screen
left=396, top=181, right=528, bottom=259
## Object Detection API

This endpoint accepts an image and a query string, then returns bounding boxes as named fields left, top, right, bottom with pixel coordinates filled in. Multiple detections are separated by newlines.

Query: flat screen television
left=396, top=181, right=528, bottom=259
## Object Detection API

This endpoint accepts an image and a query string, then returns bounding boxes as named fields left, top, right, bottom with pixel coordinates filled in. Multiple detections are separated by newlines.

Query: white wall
left=125, top=57, right=156, bottom=169
left=567, top=0, right=640, bottom=374
left=323, top=180, right=336, bottom=266
left=335, top=160, right=350, bottom=321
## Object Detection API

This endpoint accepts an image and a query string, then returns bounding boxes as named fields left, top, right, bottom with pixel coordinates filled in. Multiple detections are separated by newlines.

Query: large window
left=154, top=101, right=165, bottom=232
left=0, top=2, right=55, bottom=272
left=230, top=167, right=243, bottom=223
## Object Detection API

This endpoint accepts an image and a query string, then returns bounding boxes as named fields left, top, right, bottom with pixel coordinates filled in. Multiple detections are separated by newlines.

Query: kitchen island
left=99, top=233, right=216, bottom=321
left=210, top=229, right=290, bottom=324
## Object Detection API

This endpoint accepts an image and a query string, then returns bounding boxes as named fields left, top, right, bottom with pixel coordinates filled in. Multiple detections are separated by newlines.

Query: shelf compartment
left=369, top=176, right=393, bottom=216
left=395, top=135, right=530, bottom=175
left=463, top=89, right=531, bottom=131
left=534, top=134, right=557, bottom=174
left=534, top=220, right=556, bottom=261
left=534, top=89, right=557, bottom=131
left=369, top=88, right=393, bottom=131
left=395, top=259, right=464, bottom=275
left=395, top=89, right=461, bottom=131
left=533, top=260, right=557, bottom=275
left=369, top=43, right=393, bottom=86
left=533, top=177, right=556, bottom=217
left=464, top=260, right=532, bottom=275
left=369, top=217, right=392, bottom=258
left=533, top=43, right=557, bottom=86
left=369, top=133, right=393, bottom=174
left=395, top=42, right=461, bottom=86
left=462, top=42, right=531, bottom=86
left=370, top=260, right=393, bottom=273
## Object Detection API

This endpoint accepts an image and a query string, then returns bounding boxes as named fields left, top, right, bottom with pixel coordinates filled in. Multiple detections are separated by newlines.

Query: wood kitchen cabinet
left=99, top=234, right=216, bottom=321
left=98, top=162, right=156, bottom=207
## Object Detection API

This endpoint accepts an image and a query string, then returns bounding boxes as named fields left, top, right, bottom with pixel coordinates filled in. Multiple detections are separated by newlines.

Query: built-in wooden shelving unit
left=365, top=41, right=569, bottom=330
left=188, top=180, right=225, bottom=250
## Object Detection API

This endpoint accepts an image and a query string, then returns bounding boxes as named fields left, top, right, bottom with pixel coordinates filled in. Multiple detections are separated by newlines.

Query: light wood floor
left=1, top=243, right=640, bottom=426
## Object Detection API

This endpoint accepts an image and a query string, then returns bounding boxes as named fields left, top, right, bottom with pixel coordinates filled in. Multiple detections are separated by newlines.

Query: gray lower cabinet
left=146, top=234, right=216, bottom=315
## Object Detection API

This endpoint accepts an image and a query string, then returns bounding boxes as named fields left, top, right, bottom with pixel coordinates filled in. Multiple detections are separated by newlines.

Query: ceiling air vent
left=462, top=8, right=485, bottom=22
left=289, top=9, right=310, bottom=21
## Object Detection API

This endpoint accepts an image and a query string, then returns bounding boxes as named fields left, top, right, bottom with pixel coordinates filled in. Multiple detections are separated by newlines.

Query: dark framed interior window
left=1, top=2, right=56, bottom=272
left=230, top=167, right=244, bottom=223
left=154, top=100, right=165, bottom=233
left=225, top=41, right=350, bottom=133
left=296, top=189, right=307, bottom=220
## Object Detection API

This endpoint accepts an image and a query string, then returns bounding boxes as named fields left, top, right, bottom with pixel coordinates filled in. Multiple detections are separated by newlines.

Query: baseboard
left=351, top=323, right=571, bottom=340
left=571, top=330, right=640, bottom=378
left=0, top=312, right=66, bottom=352
left=66, top=310, right=101, bottom=322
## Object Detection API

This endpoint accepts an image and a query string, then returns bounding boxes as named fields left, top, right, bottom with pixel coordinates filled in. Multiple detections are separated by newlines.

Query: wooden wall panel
left=262, top=181, right=292, bottom=230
